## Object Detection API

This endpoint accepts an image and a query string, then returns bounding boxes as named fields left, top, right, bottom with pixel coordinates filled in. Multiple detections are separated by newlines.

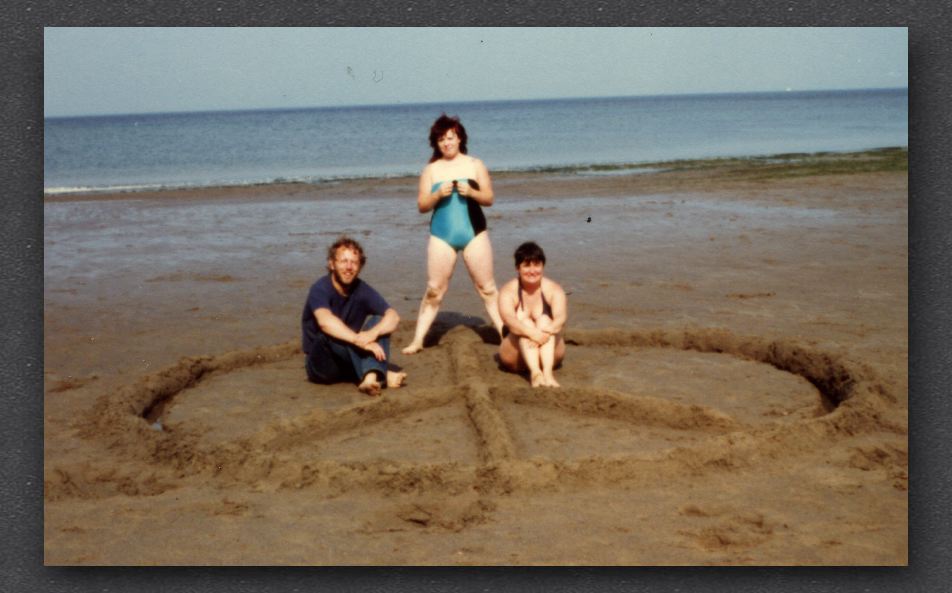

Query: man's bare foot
left=387, top=370, right=407, bottom=389
left=358, top=373, right=382, bottom=396
left=530, top=372, right=545, bottom=388
left=401, top=342, right=423, bottom=355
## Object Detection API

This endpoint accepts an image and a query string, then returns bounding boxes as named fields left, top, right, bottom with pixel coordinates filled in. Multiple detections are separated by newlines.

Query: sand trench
left=47, top=324, right=900, bottom=507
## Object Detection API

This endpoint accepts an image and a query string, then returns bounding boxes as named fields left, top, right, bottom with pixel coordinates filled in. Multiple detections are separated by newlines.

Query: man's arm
left=314, top=308, right=361, bottom=344
left=353, top=308, right=399, bottom=348
left=315, top=307, right=400, bottom=347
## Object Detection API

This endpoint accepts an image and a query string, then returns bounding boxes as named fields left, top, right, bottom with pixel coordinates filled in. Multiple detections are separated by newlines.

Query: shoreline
left=43, top=147, right=907, bottom=203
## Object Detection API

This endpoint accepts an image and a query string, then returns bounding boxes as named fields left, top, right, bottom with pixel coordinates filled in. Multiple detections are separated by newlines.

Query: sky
left=44, top=27, right=908, bottom=118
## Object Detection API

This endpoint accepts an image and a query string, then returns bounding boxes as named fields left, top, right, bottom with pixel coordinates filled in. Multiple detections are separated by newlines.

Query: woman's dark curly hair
left=429, top=114, right=468, bottom=162
left=514, top=241, right=546, bottom=267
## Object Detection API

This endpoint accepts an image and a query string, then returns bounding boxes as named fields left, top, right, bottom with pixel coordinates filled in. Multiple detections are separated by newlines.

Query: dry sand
left=43, top=161, right=908, bottom=565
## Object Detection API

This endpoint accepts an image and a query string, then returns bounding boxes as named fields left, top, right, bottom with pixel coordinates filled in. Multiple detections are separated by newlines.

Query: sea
left=43, top=88, right=907, bottom=196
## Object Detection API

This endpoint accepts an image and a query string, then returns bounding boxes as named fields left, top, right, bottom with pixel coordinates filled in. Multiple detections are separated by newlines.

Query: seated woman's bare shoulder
left=500, top=277, right=520, bottom=298
left=542, top=277, right=565, bottom=296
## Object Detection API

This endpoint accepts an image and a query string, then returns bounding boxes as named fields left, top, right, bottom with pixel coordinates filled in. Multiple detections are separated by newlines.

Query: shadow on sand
left=421, top=311, right=501, bottom=347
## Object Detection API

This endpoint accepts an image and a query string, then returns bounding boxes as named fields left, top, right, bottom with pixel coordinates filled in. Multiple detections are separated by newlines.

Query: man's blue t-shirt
left=301, top=275, right=390, bottom=354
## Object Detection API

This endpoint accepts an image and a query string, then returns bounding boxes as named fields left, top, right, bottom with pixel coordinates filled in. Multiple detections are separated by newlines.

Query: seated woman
left=497, top=242, right=567, bottom=388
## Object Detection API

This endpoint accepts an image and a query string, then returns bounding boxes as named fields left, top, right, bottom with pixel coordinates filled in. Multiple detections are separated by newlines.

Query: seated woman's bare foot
left=544, top=374, right=560, bottom=388
left=358, top=373, right=382, bottom=396
left=386, top=370, right=407, bottom=389
left=401, top=342, right=423, bottom=355
left=530, top=372, right=546, bottom=388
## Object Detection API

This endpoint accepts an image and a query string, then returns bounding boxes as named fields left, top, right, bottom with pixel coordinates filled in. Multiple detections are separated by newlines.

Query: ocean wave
left=42, top=171, right=421, bottom=196
left=42, top=163, right=655, bottom=196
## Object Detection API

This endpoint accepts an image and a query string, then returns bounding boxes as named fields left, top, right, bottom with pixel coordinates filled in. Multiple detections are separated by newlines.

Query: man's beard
left=332, top=269, right=356, bottom=291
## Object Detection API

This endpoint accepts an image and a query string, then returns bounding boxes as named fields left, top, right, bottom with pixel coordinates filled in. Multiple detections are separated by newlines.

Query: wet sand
left=44, top=156, right=908, bottom=565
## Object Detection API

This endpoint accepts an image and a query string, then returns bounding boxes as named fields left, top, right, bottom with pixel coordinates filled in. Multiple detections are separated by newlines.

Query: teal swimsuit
left=429, top=178, right=487, bottom=251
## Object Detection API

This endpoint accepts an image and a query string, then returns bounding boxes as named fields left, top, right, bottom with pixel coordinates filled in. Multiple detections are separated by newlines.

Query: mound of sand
left=48, top=324, right=900, bottom=501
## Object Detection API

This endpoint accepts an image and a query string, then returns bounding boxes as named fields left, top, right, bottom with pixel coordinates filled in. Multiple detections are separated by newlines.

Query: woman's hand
left=530, top=327, right=552, bottom=347
left=437, top=182, right=454, bottom=198
left=536, top=316, right=556, bottom=335
left=456, top=181, right=472, bottom=197
left=418, top=169, right=455, bottom=213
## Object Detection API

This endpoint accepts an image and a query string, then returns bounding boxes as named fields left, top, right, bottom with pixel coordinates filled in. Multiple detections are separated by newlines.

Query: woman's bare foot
left=387, top=371, right=407, bottom=389
left=544, top=374, right=560, bottom=388
left=401, top=342, right=423, bottom=355
left=530, top=372, right=546, bottom=388
left=358, top=373, right=382, bottom=396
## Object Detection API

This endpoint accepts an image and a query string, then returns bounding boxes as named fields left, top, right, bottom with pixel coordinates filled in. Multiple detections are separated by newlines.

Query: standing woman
left=402, top=114, right=505, bottom=354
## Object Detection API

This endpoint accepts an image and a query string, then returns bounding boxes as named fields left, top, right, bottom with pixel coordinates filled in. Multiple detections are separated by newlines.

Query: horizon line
left=44, top=85, right=908, bottom=120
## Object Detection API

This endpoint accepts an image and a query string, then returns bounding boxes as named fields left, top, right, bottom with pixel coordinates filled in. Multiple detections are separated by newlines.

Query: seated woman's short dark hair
left=514, top=241, right=546, bottom=266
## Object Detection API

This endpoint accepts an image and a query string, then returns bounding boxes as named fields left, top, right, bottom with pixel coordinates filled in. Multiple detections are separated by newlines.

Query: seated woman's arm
left=543, top=280, right=568, bottom=335
left=498, top=281, right=550, bottom=345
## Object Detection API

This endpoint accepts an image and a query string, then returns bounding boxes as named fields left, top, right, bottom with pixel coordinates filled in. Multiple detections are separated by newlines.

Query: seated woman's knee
left=536, top=315, right=555, bottom=331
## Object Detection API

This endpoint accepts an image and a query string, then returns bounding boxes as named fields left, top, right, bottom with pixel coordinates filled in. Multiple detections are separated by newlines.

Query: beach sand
left=43, top=155, right=908, bottom=565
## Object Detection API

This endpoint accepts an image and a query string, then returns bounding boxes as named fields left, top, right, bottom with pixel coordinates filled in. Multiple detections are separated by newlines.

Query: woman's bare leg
left=402, top=236, right=457, bottom=354
left=518, top=337, right=545, bottom=387
left=539, top=340, right=558, bottom=388
left=498, top=332, right=523, bottom=371
left=536, top=315, right=560, bottom=387
left=461, top=231, right=504, bottom=338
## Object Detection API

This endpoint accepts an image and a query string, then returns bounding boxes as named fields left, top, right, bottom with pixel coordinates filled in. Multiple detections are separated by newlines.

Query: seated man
left=497, top=241, right=567, bottom=388
left=301, top=236, right=406, bottom=396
